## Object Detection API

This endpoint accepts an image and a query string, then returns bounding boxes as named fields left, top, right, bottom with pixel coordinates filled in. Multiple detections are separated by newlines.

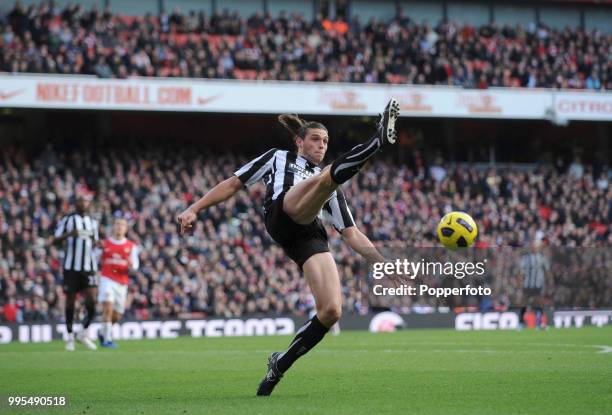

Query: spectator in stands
left=0, top=143, right=609, bottom=323
left=0, top=1, right=609, bottom=89
left=2, top=297, right=17, bottom=322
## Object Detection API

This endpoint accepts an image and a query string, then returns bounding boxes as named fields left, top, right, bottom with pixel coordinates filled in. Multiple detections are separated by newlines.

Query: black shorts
left=63, top=270, right=99, bottom=293
left=523, top=287, right=544, bottom=301
left=264, top=193, right=330, bottom=269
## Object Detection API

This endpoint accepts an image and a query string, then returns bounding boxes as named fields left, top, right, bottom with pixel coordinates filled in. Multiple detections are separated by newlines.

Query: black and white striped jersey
left=521, top=252, right=550, bottom=289
left=234, top=149, right=356, bottom=232
left=54, top=212, right=100, bottom=272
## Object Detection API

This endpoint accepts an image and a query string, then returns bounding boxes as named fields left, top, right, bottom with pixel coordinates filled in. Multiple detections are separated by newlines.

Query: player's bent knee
left=318, top=305, right=342, bottom=326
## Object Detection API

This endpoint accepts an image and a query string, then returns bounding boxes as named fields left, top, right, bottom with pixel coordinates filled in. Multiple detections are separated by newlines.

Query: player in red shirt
left=97, top=217, right=139, bottom=348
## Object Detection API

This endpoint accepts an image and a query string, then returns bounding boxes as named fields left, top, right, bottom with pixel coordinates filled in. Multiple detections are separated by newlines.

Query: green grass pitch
left=1, top=327, right=610, bottom=414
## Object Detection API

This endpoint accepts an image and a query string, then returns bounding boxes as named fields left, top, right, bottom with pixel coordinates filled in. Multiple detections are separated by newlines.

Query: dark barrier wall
left=0, top=313, right=454, bottom=344
left=0, top=310, right=609, bottom=344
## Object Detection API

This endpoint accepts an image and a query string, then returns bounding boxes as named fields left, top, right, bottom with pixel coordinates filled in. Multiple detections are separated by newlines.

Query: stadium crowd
left=0, top=144, right=610, bottom=323
left=0, top=1, right=610, bottom=89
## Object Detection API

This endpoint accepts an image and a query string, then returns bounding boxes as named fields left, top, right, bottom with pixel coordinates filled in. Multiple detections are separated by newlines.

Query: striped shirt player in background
left=178, top=99, right=400, bottom=396
left=52, top=193, right=99, bottom=351
left=97, top=217, right=139, bottom=348
left=519, top=240, right=551, bottom=329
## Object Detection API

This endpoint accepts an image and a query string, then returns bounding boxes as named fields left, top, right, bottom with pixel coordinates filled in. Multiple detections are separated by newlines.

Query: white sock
left=103, top=322, right=113, bottom=342
left=79, top=326, right=90, bottom=339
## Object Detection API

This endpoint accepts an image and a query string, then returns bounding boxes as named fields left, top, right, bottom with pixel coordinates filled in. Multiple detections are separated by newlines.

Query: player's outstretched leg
left=256, top=352, right=284, bottom=396
left=256, top=316, right=330, bottom=396
left=283, top=98, right=400, bottom=225
left=329, top=98, right=399, bottom=185
left=257, top=253, right=340, bottom=396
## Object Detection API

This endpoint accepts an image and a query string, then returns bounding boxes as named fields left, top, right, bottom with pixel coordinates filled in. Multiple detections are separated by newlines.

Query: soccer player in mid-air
left=177, top=98, right=400, bottom=396
left=97, top=217, right=140, bottom=348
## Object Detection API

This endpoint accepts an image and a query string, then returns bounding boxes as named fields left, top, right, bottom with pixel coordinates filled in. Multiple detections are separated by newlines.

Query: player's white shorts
left=97, top=276, right=128, bottom=314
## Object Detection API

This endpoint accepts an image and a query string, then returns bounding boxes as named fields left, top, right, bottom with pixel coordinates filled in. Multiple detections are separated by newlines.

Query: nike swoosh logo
left=198, top=94, right=220, bottom=105
left=447, top=215, right=453, bottom=225
left=0, top=89, right=25, bottom=101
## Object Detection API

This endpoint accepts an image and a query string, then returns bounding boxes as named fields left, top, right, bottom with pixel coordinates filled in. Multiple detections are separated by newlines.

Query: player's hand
left=387, top=271, right=411, bottom=289
left=177, top=207, right=197, bottom=235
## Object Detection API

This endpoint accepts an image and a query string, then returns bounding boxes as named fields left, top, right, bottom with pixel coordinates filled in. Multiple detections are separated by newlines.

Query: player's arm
left=322, top=188, right=386, bottom=263
left=341, top=226, right=386, bottom=263
left=94, top=221, right=104, bottom=248
left=51, top=230, right=78, bottom=245
left=50, top=216, right=78, bottom=245
left=177, top=176, right=244, bottom=234
left=178, top=149, right=276, bottom=235
left=129, top=245, right=140, bottom=270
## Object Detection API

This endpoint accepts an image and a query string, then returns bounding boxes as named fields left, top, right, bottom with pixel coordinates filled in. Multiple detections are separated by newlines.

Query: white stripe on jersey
left=272, top=151, right=288, bottom=200
left=330, top=197, right=343, bottom=226
left=346, top=204, right=355, bottom=225
left=83, top=216, right=92, bottom=272
left=294, top=155, right=307, bottom=188
left=92, top=219, right=99, bottom=271
left=73, top=215, right=84, bottom=271
left=54, top=216, right=67, bottom=238
left=233, top=148, right=277, bottom=187
left=321, top=189, right=355, bottom=232
left=294, top=155, right=306, bottom=170
left=64, top=216, right=74, bottom=269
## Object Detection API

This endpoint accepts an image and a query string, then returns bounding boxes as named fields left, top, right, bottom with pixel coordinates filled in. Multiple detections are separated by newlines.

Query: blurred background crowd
left=1, top=144, right=610, bottom=323
left=0, top=1, right=610, bottom=324
left=1, top=1, right=610, bottom=89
